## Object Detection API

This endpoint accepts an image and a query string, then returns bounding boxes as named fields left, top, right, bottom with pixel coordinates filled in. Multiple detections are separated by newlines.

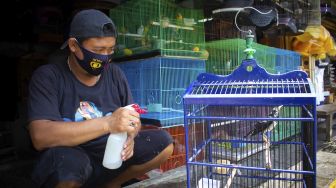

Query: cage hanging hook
left=234, top=7, right=276, bottom=59
left=234, top=6, right=276, bottom=34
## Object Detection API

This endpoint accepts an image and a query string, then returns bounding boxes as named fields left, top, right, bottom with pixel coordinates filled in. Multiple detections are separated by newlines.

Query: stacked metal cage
left=183, top=59, right=316, bottom=187
left=205, top=39, right=301, bottom=76
left=109, top=0, right=206, bottom=59
left=116, top=57, right=205, bottom=126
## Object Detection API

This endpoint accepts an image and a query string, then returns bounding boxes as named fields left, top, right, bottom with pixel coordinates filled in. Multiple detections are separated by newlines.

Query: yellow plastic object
left=293, top=25, right=336, bottom=58
left=330, top=179, right=336, bottom=188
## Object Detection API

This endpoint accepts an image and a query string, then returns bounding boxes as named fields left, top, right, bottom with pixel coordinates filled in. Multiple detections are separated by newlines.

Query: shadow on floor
left=0, top=159, right=37, bottom=188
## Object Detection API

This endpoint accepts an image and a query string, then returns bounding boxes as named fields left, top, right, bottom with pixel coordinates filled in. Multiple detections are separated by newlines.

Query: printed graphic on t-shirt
left=75, top=101, right=102, bottom=121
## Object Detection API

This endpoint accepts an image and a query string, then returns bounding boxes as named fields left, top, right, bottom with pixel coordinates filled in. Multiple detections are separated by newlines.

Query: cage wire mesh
left=183, top=59, right=316, bottom=188
left=205, top=38, right=301, bottom=76
left=116, top=57, right=205, bottom=127
left=109, top=0, right=206, bottom=59
left=267, top=0, right=312, bottom=34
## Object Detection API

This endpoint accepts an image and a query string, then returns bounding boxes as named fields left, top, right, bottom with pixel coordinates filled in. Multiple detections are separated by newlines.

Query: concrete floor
left=126, top=122, right=336, bottom=188
left=0, top=120, right=334, bottom=188
left=316, top=121, right=336, bottom=188
left=317, top=151, right=336, bottom=188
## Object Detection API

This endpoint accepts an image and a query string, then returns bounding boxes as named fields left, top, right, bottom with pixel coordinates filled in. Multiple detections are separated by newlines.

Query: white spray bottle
left=103, top=104, right=146, bottom=169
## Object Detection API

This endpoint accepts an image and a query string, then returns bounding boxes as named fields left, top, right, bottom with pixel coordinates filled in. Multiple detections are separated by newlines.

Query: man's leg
left=104, top=129, right=174, bottom=188
left=31, top=146, right=93, bottom=188
left=55, top=181, right=81, bottom=188
left=106, top=143, right=173, bottom=187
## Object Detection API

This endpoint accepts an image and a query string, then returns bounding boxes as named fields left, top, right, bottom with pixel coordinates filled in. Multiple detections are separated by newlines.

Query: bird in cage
left=245, top=105, right=283, bottom=169
left=245, top=105, right=283, bottom=137
left=137, top=24, right=144, bottom=35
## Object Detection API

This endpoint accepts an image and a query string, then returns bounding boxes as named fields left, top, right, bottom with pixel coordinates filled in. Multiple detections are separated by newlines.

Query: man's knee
left=156, top=130, right=174, bottom=158
left=32, top=146, right=92, bottom=188
left=132, top=129, right=174, bottom=165
left=55, top=180, right=81, bottom=188
left=163, top=143, right=174, bottom=156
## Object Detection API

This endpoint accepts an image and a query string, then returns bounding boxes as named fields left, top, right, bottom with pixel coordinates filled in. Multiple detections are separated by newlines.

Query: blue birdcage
left=183, top=59, right=316, bottom=187
left=116, top=56, right=205, bottom=127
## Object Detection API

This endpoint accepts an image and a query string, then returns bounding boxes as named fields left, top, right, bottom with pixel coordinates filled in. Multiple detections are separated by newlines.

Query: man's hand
left=128, top=119, right=141, bottom=139
left=104, top=107, right=140, bottom=136
left=122, top=136, right=134, bottom=161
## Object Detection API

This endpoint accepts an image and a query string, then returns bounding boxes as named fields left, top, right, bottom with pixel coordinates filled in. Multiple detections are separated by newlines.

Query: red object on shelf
left=141, top=124, right=186, bottom=172
left=160, top=153, right=186, bottom=172
left=141, top=124, right=205, bottom=172
left=159, top=125, right=186, bottom=172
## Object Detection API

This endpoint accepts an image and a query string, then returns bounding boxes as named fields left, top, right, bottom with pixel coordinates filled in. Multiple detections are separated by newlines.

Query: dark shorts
left=31, top=129, right=173, bottom=188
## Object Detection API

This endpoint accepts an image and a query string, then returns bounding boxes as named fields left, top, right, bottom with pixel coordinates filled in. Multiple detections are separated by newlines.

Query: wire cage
left=274, top=0, right=312, bottom=30
left=205, top=38, right=301, bottom=75
left=109, top=0, right=206, bottom=60
left=116, top=56, right=205, bottom=127
left=183, top=59, right=316, bottom=187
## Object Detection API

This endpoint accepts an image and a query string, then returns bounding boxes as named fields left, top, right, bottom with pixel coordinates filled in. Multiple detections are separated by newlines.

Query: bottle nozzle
left=125, top=104, right=147, bottom=114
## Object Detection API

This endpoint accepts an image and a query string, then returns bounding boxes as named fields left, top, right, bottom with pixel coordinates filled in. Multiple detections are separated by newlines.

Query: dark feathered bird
left=246, top=120, right=275, bottom=137
left=245, top=105, right=283, bottom=137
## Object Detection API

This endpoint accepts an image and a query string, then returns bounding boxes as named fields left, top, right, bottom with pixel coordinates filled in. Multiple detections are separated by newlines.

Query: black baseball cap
left=60, top=9, right=117, bottom=49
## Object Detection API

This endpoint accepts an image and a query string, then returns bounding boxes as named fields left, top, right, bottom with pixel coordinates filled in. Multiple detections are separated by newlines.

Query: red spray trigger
left=128, top=104, right=147, bottom=114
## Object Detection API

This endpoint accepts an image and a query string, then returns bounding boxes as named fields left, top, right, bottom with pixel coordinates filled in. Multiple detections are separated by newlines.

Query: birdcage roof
left=184, top=59, right=316, bottom=105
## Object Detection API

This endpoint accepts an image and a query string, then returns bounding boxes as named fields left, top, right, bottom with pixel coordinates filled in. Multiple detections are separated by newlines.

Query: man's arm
left=29, top=107, right=140, bottom=151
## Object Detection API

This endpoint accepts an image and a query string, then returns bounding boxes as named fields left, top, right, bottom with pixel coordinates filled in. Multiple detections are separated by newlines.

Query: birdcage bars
left=184, top=105, right=315, bottom=187
left=117, top=56, right=205, bottom=127
left=183, top=59, right=316, bottom=188
left=109, top=0, right=206, bottom=59
left=205, top=39, right=301, bottom=75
